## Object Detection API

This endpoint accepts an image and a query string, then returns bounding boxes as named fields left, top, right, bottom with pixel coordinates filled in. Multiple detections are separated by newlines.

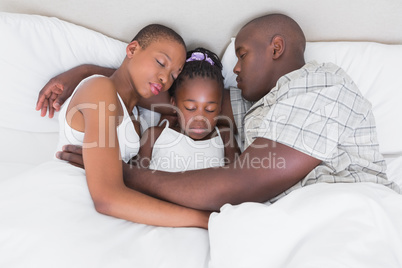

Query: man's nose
left=233, top=60, right=240, bottom=74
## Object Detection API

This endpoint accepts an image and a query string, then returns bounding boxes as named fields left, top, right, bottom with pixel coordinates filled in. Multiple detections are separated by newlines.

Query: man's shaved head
left=243, top=14, right=306, bottom=58
left=233, top=13, right=307, bottom=101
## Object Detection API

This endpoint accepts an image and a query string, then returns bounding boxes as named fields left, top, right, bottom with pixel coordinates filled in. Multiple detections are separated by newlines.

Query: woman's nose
left=159, top=71, right=168, bottom=84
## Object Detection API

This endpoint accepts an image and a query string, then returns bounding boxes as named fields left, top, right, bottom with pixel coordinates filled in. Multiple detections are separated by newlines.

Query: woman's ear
left=126, top=40, right=140, bottom=58
left=271, top=35, right=285, bottom=60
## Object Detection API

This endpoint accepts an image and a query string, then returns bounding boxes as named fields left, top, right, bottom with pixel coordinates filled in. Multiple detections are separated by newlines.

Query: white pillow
left=222, top=38, right=238, bottom=90
left=221, top=38, right=402, bottom=155
left=0, top=12, right=127, bottom=132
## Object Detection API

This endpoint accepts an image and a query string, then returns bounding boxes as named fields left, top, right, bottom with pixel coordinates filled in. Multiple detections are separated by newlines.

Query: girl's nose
left=193, top=114, right=208, bottom=122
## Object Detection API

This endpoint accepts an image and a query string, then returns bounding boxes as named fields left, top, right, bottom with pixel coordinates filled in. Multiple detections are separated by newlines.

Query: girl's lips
left=190, top=128, right=207, bottom=134
left=189, top=127, right=209, bottom=135
left=150, top=83, right=162, bottom=95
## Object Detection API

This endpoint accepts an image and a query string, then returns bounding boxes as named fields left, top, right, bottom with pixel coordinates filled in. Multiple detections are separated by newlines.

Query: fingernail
left=56, top=152, right=61, bottom=158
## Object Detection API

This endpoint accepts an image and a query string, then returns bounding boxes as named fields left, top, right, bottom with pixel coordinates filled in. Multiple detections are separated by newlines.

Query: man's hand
left=56, top=145, right=84, bottom=169
left=36, top=72, right=80, bottom=118
left=36, top=65, right=116, bottom=118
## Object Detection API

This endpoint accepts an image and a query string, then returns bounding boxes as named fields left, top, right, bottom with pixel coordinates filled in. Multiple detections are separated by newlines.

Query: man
left=41, top=14, right=399, bottom=212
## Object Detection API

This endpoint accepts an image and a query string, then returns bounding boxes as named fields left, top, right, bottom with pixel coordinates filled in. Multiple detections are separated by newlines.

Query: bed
left=1, top=1, right=402, bottom=267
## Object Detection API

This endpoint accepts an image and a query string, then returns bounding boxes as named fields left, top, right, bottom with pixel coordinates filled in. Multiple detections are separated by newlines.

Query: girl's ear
left=170, top=96, right=177, bottom=113
left=271, top=35, right=285, bottom=60
left=126, top=40, right=140, bottom=58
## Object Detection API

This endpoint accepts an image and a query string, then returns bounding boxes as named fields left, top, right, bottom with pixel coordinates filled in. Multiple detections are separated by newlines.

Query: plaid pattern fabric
left=231, top=61, right=401, bottom=202
left=229, top=87, right=253, bottom=152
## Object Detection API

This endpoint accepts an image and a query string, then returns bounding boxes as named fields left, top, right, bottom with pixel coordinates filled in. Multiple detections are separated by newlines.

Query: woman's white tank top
left=56, top=75, right=140, bottom=163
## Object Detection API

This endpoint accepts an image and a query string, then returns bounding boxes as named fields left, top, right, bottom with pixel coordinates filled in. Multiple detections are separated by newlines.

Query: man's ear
left=126, top=40, right=140, bottom=58
left=271, top=35, right=285, bottom=60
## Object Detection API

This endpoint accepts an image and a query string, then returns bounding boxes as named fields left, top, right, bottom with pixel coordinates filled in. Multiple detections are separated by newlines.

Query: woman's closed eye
left=156, top=59, right=165, bottom=67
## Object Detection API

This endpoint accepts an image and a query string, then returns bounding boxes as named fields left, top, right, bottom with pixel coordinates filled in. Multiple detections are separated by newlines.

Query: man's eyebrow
left=235, top=47, right=243, bottom=55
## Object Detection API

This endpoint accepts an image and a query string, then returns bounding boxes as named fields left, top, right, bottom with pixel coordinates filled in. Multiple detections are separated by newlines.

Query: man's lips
left=236, top=76, right=242, bottom=85
left=150, top=83, right=162, bottom=95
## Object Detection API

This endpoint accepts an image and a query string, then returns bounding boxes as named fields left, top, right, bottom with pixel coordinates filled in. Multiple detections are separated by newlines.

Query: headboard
left=1, top=0, right=402, bottom=57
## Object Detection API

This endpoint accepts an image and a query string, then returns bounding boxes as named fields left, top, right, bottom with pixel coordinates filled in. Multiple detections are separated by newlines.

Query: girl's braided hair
left=169, top=47, right=224, bottom=97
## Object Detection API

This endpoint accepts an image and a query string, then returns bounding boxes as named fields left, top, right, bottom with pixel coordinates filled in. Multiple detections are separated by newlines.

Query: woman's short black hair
left=131, top=24, right=185, bottom=50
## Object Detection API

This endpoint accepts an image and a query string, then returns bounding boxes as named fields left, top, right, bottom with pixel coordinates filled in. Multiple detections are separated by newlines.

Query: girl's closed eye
left=205, top=104, right=218, bottom=113
left=184, top=105, right=196, bottom=111
left=205, top=106, right=217, bottom=113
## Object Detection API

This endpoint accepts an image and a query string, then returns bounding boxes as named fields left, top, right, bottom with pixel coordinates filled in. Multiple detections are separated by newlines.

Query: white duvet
left=1, top=159, right=402, bottom=268
left=209, top=182, right=402, bottom=268
left=0, top=161, right=210, bottom=268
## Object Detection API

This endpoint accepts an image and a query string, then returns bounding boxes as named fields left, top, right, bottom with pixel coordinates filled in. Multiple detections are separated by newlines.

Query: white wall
left=1, top=0, right=402, bottom=56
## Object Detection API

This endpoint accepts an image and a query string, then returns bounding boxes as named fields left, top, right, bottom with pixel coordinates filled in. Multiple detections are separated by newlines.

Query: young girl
left=135, top=48, right=240, bottom=172
left=56, top=24, right=210, bottom=228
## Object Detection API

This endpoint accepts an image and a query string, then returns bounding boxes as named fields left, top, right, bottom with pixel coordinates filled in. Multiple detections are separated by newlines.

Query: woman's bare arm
left=73, top=77, right=210, bottom=228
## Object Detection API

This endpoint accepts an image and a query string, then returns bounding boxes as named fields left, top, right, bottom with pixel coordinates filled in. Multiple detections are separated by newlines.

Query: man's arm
left=123, top=137, right=321, bottom=211
left=36, top=64, right=116, bottom=118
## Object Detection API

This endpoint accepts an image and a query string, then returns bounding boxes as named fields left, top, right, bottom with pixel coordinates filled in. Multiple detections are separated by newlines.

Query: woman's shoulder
left=74, top=76, right=116, bottom=103
left=67, top=76, right=122, bottom=119
left=83, top=75, right=114, bottom=92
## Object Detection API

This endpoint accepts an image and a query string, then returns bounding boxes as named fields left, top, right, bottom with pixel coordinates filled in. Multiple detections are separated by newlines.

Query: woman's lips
left=150, top=83, right=162, bottom=95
